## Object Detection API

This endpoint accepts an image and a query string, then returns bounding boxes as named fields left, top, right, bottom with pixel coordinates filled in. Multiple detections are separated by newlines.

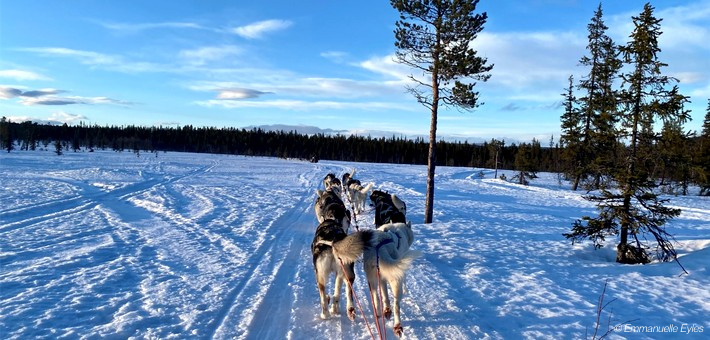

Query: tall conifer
left=566, top=3, right=689, bottom=265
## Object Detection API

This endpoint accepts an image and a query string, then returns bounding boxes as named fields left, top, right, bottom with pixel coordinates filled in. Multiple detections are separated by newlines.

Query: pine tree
left=391, top=0, right=493, bottom=223
left=565, top=4, right=689, bottom=265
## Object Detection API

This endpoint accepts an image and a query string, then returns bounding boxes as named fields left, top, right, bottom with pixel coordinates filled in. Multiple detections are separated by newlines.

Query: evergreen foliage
left=513, top=139, right=541, bottom=185
left=391, top=0, right=493, bottom=223
left=1, top=117, right=14, bottom=153
left=0, top=120, right=558, bottom=171
left=697, top=99, right=710, bottom=195
left=559, top=75, right=583, bottom=188
left=565, top=3, right=690, bottom=265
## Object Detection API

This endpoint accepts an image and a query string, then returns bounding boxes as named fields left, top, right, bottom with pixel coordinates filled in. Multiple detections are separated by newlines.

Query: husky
left=370, top=190, right=407, bottom=226
left=328, top=222, right=421, bottom=337
left=347, top=180, right=374, bottom=214
left=323, top=173, right=337, bottom=190
left=311, top=218, right=357, bottom=320
left=314, top=188, right=350, bottom=230
left=341, top=170, right=355, bottom=190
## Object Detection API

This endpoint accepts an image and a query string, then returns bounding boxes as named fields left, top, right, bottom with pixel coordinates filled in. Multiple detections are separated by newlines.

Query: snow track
left=1, top=152, right=708, bottom=339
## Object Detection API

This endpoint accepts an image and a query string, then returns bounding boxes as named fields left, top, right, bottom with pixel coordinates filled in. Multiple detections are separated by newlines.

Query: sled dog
left=323, top=173, right=337, bottom=190
left=370, top=190, right=407, bottom=226
left=328, top=222, right=420, bottom=337
left=314, top=188, right=350, bottom=231
left=346, top=180, right=374, bottom=214
left=311, top=218, right=358, bottom=320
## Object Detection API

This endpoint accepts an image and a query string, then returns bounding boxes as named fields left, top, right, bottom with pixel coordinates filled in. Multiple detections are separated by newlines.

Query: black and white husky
left=311, top=216, right=357, bottom=320
left=314, top=188, right=350, bottom=231
left=323, top=173, right=337, bottom=190
left=370, top=190, right=407, bottom=226
left=326, top=193, right=419, bottom=337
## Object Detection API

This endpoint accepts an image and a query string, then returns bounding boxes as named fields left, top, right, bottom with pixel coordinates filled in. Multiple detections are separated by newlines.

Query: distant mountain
left=243, top=124, right=501, bottom=144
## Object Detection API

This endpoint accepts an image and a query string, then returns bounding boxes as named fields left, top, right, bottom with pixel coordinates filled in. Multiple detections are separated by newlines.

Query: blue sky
left=1, top=0, right=708, bottom=143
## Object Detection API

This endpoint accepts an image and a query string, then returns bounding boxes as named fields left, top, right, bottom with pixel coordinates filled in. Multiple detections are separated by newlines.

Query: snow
left=1, top=150, right=708, bottom=339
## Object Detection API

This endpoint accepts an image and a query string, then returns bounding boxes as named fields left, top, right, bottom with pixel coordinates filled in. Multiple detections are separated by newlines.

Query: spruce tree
left=581, top=4, right=622, bottom=189
left=565, top=3, right=689, bottom=265
left=513, top=139, right=540, bottom=185
left=391, top=0, right=493, bottom=223
left=698, top=99, right=710, bottom=195
left=1, top=117, right=14, bottom=153
left=559, top=75, right=583, bottom=189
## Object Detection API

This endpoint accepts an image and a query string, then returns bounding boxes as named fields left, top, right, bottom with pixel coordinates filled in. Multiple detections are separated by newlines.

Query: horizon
left=1, top=0, right=708, bottom=144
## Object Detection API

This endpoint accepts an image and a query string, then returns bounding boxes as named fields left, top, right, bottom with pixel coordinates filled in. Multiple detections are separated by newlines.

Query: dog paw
left=330, top=305, right=340, bottom=315
left=394, top=323, right=403, bottom=337
left=347, top=307, right=356, bottom=321
left=319, top=311, right=330, bottom=320
left=383, top=307, right=392, bottom=320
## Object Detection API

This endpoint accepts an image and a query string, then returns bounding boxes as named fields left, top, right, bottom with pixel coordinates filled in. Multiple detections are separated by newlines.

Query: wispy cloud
left=190, top=76, right=406, bottom=100
left=217, top=88, right=272, bottom=99
left=194, top=99, right=415, bottom=111
left=231, top=19, right=292, bottom=39
left=0, top=85, right=130, bottom=106
left=97, top=20, right=209, bottom=33
left=358, top=54, right=414, bottom=82
left=0, top=86, right=62, bottom=99
left=178, top=45, right=243, bottom=66
left=0, top=69, right=52, bottom=81
left=6, top=110, right=88, bottom=124
left=21, top=95, right=131, bottom=106
left=49, top=111, right=88, bottom=123
left=17, top=47, right=164, bottom=73
left=320, top=51, right=349, bottom=63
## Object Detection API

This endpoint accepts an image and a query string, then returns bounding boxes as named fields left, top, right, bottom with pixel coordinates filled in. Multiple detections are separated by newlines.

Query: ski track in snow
left=1, top=151, right=709, bottom=339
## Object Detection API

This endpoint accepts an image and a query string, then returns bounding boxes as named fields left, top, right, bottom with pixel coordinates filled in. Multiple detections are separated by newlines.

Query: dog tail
left=378, top=249, right=422, bottom=281
left=359, top=182, right=374, bottom=195
left=330, top=230, right=373, bottom=264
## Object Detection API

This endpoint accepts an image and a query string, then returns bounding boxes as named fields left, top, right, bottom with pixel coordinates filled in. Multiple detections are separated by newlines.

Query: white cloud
left=194, top=99, right=414, bottom=111
left=179, top=45, right=242, bottom=66
left=231, top=19, right=292, bottom=39
left=49, top=111, right=88, bottom=123
left=217, top=88, right=271, bottom=99
left=320, top=51, right=349, bottom=63
left=189, top=76, right=406, bottom=100
left=6, top=111, right=87, bottom=124
left=18, top=47, right=165, bottom=73
left=358, top=54, right=413, bottom=82
left=98, top=21, right=208, bottom=33
left=19, top=94, right=131, bottom=106
left=471, top=31, right=584, bottom=90
left=690, top=83, right=710, bottom=98
left=0, top=69, right=51, bottom=81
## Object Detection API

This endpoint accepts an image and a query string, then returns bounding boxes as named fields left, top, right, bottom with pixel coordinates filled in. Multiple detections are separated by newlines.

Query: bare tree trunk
left=424, top=106, right=438, bottom=224
left=572, top=174, right=581, bottom=191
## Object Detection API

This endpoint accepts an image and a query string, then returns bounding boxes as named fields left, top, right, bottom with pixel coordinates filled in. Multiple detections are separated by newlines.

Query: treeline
left=1, top=117, right=557, bottom=171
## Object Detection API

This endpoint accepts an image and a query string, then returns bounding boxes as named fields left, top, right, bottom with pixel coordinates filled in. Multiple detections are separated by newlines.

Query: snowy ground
left=1, top=150, right=708, bottom=339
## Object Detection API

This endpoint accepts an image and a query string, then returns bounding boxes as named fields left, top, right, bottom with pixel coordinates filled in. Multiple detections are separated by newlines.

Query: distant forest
left=2, top=118, right=554, bottom=168
left=1, top=117, right=708, bottom=196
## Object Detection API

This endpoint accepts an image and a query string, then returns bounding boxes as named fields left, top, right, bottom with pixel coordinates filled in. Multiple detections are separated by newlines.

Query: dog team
left=312, top=170, right=421, bottom=338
